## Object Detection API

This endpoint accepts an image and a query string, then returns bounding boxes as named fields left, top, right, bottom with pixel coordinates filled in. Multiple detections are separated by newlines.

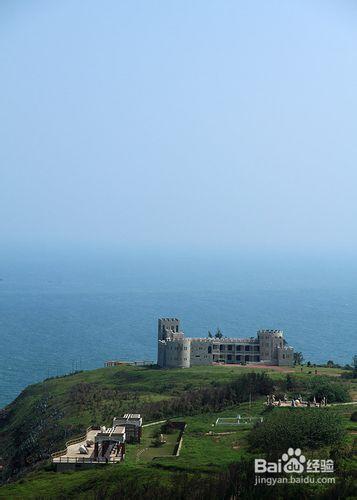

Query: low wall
left=152, top=421, right=186, bottom=459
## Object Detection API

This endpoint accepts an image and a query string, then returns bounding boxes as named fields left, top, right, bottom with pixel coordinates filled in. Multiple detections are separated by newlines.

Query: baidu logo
left=254, top=448, right=335, bottom=486
left=282, top=448, right=306, bottom=474
left=255, top=448, right=306, bottom=474
left=254, top=448, right=333, bottom=475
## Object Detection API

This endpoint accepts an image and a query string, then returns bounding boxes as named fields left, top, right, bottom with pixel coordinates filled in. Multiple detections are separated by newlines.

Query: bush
left=248, top=408, right=345, bottom=457
left=140, top=372, right=274, bottom=420
left=308, top=378, right=350, bottom=403
left=161, top=420, right=176, bottom=434
left=350, top=411, right=357, bottom=422
left=285, top=374, right=297, bottom=391
left=342, top=367, right=357, bottom=379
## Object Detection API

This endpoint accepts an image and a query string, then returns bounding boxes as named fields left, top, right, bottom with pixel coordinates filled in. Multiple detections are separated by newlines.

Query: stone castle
left=157, top=318, right=294, bottom=368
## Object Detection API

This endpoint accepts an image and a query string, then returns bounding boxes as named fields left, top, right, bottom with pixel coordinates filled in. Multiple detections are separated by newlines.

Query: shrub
left=342, top=367, right=357, bottom=379
left=285, top=374, right=297, bottom=391
left=248, top=408, right=345, bottom=457
left=161, top=420, right=176, bottom=434
left=139, top=372, right=274, bottom=420
left=308, top=378, right=350, bottom=403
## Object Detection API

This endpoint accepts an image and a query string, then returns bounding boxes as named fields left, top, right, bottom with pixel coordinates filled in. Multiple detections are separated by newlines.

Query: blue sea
left=1, top=249, right=356, bottom=409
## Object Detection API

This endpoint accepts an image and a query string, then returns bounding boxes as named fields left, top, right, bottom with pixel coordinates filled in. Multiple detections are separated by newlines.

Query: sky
left=1, top=0, right=357, bottom=255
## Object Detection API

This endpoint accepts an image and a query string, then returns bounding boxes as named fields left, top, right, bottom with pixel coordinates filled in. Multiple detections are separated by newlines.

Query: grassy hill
left=0, top=364, right=356, bottom=499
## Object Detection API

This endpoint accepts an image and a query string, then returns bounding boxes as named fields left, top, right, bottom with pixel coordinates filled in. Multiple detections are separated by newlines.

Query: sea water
left=0, top=250, right=356, bottom=408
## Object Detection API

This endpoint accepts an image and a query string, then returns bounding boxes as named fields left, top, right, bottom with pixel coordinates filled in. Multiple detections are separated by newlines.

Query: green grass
left=2, top=398, right=355, bottom=499
left=0, top=465, right=175, bottom=500
left=126, top=424, right=181, bottom=462
left=0, top=403, right=262, bottom=498
left=0, top=364, right=355, bottom=498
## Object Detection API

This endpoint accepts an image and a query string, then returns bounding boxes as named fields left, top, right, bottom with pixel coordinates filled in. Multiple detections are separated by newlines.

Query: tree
left=215, top=328, right=223, bottom=339
left=207, top=331, right=213, bottom=338
left=293, top=352, right=304, bottom=365
left=308, top=378, right=350, bottom=403
left=248, top=408, right=346, bottom=458
left=285, top=374, right=296, bottom=391
left=326, top=360, right=335, bottom=368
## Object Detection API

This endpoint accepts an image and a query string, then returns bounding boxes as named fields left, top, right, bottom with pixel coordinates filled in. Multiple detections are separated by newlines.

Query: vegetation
left=342, top=366, right=357, bottom=379
left=308, top=377, right=351, bottom=403
left=0, top=363, right=356, bottom=499
left=293, top=352, right=304, bottom=365
left=0, top=366, right=271, bottom=480
left=214, top=328, right=223, bottom=339
left=248, top=408, right=346, bottom=457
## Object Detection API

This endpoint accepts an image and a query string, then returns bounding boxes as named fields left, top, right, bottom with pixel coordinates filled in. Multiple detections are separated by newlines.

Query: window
left=236, top=345, right=242, bottom=351
left=220, top=345, right=225, bottom=351
left=227, top=345, right=233, bottom=351
left=236, top=355, right=241, bottom=361
left=227, top=354, right=232, bottom=361
left=245, top=345, right=250, bottom=351
left=208, top=346, right=212, bottom=354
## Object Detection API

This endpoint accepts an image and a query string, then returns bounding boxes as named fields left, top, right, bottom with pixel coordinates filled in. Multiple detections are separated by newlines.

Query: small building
left=52, top=425, right=125, bottom=471
left=52, top=414, right=142, bottom=471
left=113, top=414, right=142, bottom=443
left=105, top=360, right=154, bottom=367
left=157, top=318, right=294, bottom=368
left=94, top=426, right=126, bottom=461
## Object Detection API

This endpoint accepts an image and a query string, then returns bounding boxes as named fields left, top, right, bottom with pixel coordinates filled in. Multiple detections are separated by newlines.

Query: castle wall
left=160, top=338, right=191, bottom=368
left=189, top=339, right=213, bottom=366
left=157, top=319, right=294, bottom=368
left=277, top=346, right=294, bottom=366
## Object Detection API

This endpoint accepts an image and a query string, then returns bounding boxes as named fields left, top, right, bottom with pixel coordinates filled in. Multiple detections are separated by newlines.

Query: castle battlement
left=157, top=319, right=294, bottom=368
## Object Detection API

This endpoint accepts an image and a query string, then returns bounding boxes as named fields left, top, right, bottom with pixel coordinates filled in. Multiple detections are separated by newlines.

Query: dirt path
left=142, top=420, right=166, bottom=428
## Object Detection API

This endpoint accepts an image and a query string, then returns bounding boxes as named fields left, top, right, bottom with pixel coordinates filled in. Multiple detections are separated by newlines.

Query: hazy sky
left=1, top=0, right=356, bottom=253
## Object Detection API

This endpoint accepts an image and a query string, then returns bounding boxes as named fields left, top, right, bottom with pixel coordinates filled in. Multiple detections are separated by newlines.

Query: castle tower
left=158, top=318, right=180, bottom=341
left=257, top=329, right=284, bottom=363
left=157, top=318, right=181, bottom=368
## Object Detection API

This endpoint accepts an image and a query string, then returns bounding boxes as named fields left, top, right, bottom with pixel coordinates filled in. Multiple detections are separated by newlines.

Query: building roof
left=98, top=426, right=125, bottom=437
left=212, top=338, right=258, bottom=343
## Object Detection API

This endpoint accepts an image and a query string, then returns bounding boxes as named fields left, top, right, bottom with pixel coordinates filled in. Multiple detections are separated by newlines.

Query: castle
left=157, top=318, right=294, bottom=368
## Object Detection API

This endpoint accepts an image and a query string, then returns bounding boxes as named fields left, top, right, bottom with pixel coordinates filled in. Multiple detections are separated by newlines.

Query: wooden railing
left=51, top=426, right=100, bottom=459
left=51, top=448, right=68, bottom=459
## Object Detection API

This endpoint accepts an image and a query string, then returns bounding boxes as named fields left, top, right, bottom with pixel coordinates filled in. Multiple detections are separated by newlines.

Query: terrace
left=52, top=426, right=125, bottom=465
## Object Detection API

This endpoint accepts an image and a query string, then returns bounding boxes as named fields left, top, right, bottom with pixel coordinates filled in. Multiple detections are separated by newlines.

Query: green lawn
left=126, top=424, right=181, bottom=462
